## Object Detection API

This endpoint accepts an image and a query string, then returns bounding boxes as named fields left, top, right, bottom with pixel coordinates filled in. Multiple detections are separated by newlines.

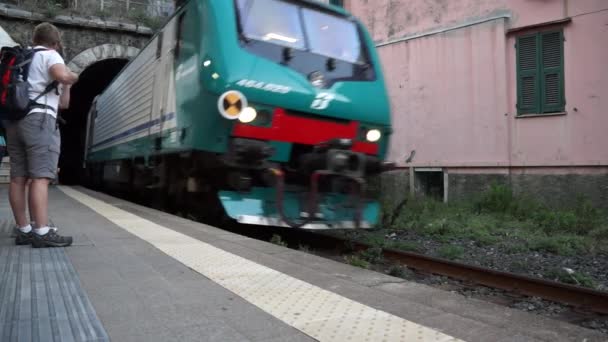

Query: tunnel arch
left=59, top=52, right=136, bottom=184
left=67, top=44, right=140, bottom=75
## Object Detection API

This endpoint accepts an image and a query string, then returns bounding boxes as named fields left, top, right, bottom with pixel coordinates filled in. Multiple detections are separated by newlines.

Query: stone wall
left=378, top=170, right=410, bottom=214
left=510, top=173, right=608, bottom=210
left=447, top=173, right=509, bottom=202
left=0, top=8, right=152, bottom=62
left=380, top=169, right=608, bottom=210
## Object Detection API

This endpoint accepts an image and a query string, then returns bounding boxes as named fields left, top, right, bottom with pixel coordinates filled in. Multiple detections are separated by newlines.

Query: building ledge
left=516, top=112, right=567, bottom=119
left=507, top=17, right=571, bottom=34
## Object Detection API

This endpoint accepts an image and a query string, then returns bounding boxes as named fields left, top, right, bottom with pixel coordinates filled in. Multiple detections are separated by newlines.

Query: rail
left=311, top=232, right=608, bottom=314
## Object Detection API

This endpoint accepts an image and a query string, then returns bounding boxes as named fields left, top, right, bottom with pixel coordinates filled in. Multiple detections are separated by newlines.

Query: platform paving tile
left=45, top=187, right=316, bottom=342
left=175, top=238, right=450, bottom=315
left=261, top=334, right=318, bottom=342
left=69, top=196, right=579, bottom=341
left=141, top=208, right=607, bottom=341
left=372, top=282, right=606, bottom=341
left=275, top=249, right=408, bottom=287
left=0, top=244, right=109, bottom=342
left=47, top=186, right=608, bottom=342
left=168, top=322, right=252, bottom=342
left=473, top=328, right=545, bottom=342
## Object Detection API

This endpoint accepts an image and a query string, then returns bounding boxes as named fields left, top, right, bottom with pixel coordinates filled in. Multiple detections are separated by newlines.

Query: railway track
left=378, top=245, right=608, bottom=314
left=259, top=228, right=608, bottom=315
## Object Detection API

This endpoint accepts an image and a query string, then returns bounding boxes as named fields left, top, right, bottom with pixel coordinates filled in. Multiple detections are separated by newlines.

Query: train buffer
left=0, top=185, right=604, bottom=342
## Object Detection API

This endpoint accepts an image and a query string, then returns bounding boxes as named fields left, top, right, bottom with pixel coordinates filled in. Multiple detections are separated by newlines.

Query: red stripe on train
left=232, top=108, right=379, bottom=155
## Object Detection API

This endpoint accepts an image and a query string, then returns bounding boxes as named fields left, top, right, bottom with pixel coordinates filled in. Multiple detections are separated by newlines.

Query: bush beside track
left=339, top=184, right=608, bottom=291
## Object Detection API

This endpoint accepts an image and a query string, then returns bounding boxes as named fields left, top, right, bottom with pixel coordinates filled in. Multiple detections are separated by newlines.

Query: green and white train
left=84, top=0, right=392, bottom=229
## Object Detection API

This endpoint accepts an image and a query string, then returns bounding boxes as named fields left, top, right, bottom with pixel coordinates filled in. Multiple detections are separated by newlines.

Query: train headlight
left=366, top=129, right=382, bottom=142
left=239, top=107, right=257, bottom=123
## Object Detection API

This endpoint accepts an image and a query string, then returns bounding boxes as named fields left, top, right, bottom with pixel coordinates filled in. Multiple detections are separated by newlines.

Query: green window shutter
left=540, top=31, right=565, bottom=113
left=517, top=34, right=540, bottom=114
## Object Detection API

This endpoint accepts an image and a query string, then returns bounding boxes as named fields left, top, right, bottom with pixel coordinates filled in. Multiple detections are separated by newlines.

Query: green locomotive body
left=85, top=0, right=392, bottom=229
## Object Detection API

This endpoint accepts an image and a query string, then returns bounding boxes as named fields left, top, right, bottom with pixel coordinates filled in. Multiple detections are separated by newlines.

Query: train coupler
left=269, top=167, right=366, bottom=229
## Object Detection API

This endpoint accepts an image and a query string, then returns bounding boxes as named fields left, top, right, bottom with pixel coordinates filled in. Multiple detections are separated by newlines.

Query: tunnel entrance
left=58, top=58, right=128, bottom=185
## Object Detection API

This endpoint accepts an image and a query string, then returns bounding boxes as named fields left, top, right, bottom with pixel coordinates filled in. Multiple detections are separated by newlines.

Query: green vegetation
left=544, top=268, right=597, bottom=289
left=380, top=184, right=607, bottom=256
left=270, top=234, right=287, bottom=247
left=387, top=265, right=409, bottom=278
left=358, top=246, right=384, bottom=264
left=127, top=9, right=163, bottom=30
left=344, top=255, right=370, bottom=269
left=437, top=245, right=465, bottom=260
left=386, top=241, right=421, bottom=253
left=298, top=244, right=311, bottom=253
left=42, top=1, right=62, bottom=18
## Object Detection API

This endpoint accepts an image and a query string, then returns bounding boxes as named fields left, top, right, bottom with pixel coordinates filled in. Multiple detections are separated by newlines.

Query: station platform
left=0, top=185, right=604, bottom=342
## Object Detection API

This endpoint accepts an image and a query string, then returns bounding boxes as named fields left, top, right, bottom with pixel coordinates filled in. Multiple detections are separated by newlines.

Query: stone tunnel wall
left=0, top=11, right=151, bottom=62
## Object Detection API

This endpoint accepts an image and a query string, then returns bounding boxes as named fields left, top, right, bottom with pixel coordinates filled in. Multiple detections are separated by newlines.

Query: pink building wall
left=347, top=0, right=608, bottom=170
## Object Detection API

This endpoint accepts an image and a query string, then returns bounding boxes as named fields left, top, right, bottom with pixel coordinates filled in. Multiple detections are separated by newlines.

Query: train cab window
left=236, top=0, right=306, bottom=50
left=175, top=12, right=186, bottom=59
left=156, top=31, right=164, bottom=59
left=301, top=8, right=363, bottom=64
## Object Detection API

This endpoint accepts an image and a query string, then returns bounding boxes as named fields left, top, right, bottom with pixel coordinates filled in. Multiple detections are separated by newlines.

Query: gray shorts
left=3, top=113, right=61, bottom=180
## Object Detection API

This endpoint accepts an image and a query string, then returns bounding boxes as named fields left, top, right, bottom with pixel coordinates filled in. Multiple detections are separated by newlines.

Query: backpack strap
left=29, top=80, right=59, bottom=113
left=8, top=48, right=48, bottom=70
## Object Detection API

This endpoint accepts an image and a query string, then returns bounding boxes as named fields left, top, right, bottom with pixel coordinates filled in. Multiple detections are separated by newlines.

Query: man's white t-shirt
left=27, top=46, right=64, bottom=118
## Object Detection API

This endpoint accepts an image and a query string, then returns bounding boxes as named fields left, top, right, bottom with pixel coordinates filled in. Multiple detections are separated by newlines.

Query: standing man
left=4, top=23, right=78, bottom=247
left=0, top=122, right=6, bottom=162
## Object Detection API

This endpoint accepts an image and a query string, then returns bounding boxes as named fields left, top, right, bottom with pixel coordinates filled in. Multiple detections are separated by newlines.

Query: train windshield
left=236, top=0, right=365, bottom=64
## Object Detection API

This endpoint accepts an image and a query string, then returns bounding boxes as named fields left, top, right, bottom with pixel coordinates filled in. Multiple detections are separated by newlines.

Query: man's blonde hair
left=33, top=22, right=61, bottom=47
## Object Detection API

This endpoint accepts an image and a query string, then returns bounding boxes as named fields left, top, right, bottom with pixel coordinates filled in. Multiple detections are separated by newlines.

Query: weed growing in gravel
left=387, top=241, right=421, bottom=252
left=359, top=247, right=384, bottom=264
left=270, top=234, right=287, bottom=247
left=362, top=234, right=387, bottom=247
left=509, top=260, right=530, bottom=273
left=528, top=235, right=588, bottom=256
left=387, top=265, right=409, bottom=278
left=345, top=255, right=370, bottom=269
left=502, top=242, right=529, bottom=254
left=385, top=184, right=607, bottom=256
left=544, top=268, right=597, bottom=289
left=298, top=244, right=311, bottom=253
left=590, top=226, right=608, bottom=240
left=437, top=245, right=465, bottom=260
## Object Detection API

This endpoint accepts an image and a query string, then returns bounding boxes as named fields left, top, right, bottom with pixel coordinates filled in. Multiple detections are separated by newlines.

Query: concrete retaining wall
left=381, top=168, right=608, bottom=210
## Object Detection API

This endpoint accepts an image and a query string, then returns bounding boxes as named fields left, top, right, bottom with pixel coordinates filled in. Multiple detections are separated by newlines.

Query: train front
left=208, top=0, right=392, bottom=229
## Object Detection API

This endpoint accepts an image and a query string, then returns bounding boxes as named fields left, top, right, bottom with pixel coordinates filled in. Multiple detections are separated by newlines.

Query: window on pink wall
left=516, top=30, right=565, bottom=115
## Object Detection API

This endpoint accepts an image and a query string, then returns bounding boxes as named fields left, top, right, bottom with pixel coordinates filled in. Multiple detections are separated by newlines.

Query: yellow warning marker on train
left=218, top=90, right=248, bottom=120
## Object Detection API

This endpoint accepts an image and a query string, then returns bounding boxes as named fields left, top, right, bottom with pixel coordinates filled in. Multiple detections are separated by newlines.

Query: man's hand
left=50, top=64, right=78, bottom=85
left=59, top=84, right=71, bottom=109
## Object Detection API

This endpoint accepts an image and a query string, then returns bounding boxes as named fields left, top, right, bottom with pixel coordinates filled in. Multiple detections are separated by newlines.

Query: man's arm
left=59, top=84, right=71, bottom=109
left=49, top=64, right=78, bottom=85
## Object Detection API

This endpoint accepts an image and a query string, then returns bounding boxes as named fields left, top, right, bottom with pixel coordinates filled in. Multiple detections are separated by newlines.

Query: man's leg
left=4, top=119, right=33, bottom=245
left=9, top=177, right=28, bottom=227
left=29, top=178, right=50, bottom=229
left=20, top=113, right=71, bottom=247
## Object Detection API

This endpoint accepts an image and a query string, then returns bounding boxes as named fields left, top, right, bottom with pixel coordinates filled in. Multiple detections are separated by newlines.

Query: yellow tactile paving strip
left=60, top=186, right=465, bottom=342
